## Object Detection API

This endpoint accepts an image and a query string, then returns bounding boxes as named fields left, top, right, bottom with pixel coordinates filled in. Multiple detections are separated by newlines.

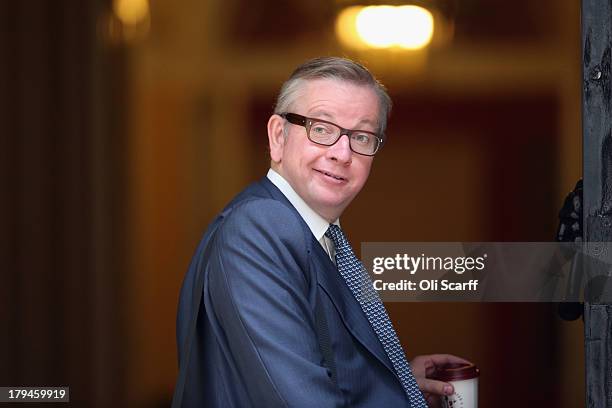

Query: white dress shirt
left=267, top=168, right=339, bottom=261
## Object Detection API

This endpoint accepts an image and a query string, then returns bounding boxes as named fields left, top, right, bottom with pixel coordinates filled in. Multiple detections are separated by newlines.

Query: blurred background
left=2, top=0, right=584, bottom=406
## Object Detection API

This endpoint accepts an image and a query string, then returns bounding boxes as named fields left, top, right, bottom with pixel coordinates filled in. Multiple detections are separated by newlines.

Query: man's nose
left=327, top=134, right=353, bottom=163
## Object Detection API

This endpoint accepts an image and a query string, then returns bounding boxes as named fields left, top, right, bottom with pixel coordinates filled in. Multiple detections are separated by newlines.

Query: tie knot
left=325, top=224, right=345, bottom=247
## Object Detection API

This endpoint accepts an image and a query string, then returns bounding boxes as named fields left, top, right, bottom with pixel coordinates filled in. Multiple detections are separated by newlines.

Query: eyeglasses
left=280, top=112, right=384, bottom=156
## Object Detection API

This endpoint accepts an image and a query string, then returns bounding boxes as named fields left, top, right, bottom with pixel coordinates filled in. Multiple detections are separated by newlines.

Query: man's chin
left=313, top=200, right=351, bottom=221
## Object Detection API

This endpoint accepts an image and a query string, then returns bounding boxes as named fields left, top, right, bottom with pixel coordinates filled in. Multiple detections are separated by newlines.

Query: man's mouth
left=315, top=169, right=346, bottom=181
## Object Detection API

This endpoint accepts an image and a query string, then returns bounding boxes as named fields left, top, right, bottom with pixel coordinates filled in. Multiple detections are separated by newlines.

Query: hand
left=410, top=354, right=472, bottom=408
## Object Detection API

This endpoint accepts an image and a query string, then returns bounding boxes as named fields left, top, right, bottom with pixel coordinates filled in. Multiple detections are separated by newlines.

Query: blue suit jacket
left=176, top=177, right=410, bottom=407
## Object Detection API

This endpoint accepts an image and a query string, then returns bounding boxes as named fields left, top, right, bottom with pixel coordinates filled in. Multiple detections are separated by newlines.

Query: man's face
left=268, top=78, right=379, bottom=222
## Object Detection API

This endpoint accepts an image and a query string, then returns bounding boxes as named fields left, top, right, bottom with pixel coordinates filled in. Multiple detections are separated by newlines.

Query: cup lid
left=430, top=363, right=480, bottom=382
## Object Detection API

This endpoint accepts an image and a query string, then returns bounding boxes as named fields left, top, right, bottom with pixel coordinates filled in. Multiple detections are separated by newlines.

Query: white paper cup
left=432, top=363, right=479, bottom=408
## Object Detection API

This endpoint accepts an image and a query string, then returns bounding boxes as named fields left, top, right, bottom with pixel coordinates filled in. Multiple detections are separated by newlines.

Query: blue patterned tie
left=325, top=224, right=427, bottom=408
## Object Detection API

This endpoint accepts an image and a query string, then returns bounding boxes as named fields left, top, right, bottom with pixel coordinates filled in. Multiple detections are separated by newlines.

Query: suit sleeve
left=205, top=199, right=346, bottom=407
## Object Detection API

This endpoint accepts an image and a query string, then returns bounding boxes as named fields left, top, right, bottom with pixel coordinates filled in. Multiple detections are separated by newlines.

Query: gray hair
left=273, top=57, right=392, bottom=137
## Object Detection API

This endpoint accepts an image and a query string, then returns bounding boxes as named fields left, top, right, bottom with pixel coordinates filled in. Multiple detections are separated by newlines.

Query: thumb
left=417, top=378, right=454, bottom=397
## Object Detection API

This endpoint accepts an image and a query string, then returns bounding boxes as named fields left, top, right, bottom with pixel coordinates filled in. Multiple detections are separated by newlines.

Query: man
left=174, top=57, right=467, bottom=407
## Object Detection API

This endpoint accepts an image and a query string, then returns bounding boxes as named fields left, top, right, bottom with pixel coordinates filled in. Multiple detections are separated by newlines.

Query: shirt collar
left=267, top=168, right=339, bottom=241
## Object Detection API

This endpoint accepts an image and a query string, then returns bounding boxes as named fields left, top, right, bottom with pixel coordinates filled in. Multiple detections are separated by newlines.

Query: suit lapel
left=311, top=237, right=396, bottom=375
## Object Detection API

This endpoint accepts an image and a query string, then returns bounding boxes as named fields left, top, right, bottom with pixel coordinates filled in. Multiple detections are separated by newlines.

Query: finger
left=417, top=378, right=454, bottom=396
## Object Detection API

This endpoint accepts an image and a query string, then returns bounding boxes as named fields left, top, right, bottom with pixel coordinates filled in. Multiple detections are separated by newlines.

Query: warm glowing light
left=336, top=5, right=434, bottom=50
left=335, top=6, right=367, bottom=50
left=394, top=6, right=434, bottom=49
left=113, top=0, right=149, bottom=26
left=356, top=6, right=397, bottom=48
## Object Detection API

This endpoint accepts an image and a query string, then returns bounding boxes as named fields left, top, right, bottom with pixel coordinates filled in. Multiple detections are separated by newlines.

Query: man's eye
left=353, top=133, right=372, bottom=145
left=312, top=124, right=334, bottom=134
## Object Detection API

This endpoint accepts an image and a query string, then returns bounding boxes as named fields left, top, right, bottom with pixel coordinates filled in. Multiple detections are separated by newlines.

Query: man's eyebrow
left=307, top=110, right=378, bottom=131
left=354, top=118, right=378, bottom=129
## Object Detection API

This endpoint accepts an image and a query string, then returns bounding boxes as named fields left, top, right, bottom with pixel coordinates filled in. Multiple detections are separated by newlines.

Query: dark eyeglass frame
left=280, top=112, right=384, bottom=156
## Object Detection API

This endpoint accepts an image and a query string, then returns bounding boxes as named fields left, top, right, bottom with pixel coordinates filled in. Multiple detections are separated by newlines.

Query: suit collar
left=265, top=169, right=339, bottom=241
left=258, top=176, right=295, bottom=210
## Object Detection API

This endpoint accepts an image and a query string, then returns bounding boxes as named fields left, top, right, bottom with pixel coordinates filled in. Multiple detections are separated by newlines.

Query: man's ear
left=268, top=114, right=285, bottom=164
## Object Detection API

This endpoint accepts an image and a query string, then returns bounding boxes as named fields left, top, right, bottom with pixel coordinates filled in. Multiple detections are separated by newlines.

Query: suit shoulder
left=226, top=198, right=303, bottom=228
left=214, top=198, right=313, bottom=280
left=220, top=198, right=310, bottom=245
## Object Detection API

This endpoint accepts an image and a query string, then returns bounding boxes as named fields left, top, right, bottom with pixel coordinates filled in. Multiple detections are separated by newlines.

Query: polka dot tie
left=325, top=224, right=427, bottom=408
